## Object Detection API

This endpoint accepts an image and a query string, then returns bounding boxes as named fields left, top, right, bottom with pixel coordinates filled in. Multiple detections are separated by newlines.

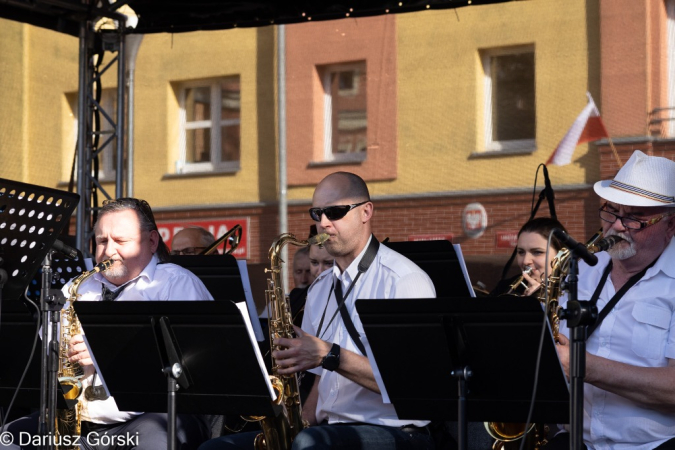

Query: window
left=321, top=62, right=367, bottom=162
left=482, top=46, right=536, bottom=152
left=177, top=77, right=241, bottom=173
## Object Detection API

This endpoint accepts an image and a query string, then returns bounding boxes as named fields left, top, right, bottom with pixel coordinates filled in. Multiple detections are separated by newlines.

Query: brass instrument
left=199, top=224, right=243, bottom=255
left=487, top=229, right=624, bottom=450
left=506, top=266, right=533, bottom=295
left=56, top=258, right=114, bottom=450
left=250, top=232, right=330, bottom=450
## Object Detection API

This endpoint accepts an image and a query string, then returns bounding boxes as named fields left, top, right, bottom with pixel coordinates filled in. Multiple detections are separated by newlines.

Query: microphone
left=552, top=229, right=598, bottom=267
left=52, top=239, right=79, bottom=259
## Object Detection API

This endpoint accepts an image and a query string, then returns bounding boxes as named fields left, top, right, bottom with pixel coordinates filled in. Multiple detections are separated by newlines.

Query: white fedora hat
left=593, top=150, right=675, bottom=207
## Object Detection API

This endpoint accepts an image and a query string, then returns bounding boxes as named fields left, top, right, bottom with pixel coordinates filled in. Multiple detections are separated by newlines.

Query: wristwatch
left=321, top=343, right=341, bottom=371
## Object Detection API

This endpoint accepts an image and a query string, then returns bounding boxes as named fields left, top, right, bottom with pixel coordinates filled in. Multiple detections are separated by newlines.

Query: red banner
left=157, top=218, right=249, bottom=258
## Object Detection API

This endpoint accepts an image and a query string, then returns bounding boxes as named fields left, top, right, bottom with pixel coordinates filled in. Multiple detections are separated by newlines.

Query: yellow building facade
left=0, top=0, right=601, bottom=290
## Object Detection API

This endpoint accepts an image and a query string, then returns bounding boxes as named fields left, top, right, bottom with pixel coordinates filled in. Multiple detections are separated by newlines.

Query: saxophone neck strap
left=586, top=256, right=657, bottom=338
left=316, top=235, right=380, bottom=355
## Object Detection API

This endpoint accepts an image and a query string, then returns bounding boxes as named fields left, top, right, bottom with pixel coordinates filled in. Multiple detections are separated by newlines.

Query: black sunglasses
left=309, top=201, right=369, bottom=222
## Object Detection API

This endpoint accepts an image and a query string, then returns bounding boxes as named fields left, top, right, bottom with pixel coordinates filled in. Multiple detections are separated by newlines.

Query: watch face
left=322, top=344, right=340, bottom=371
left=323, top=354, right=339, bottom=371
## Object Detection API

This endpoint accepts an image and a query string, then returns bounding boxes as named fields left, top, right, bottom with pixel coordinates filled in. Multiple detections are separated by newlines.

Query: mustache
left=604, top=229, right=633, bottom=244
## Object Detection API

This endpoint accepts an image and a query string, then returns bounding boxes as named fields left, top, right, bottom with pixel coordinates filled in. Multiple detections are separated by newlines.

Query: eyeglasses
left=599, top=206, right=674, bottom=231
left=170, top=247, right=208, bottom=256
left=102, top=198, right=157, bottom=230
left=309, top=201, right=369, bottom=222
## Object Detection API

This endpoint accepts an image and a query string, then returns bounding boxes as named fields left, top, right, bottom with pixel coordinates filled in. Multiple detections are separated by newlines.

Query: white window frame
left=177, top=77, right=241, bottom=174
left=321, top=62, right=367, bottom=163
left=482, top=45, right=536, bottom=153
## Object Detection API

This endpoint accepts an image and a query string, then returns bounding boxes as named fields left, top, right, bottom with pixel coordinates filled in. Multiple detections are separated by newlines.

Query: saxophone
left=251, top=232, right=329, bottom=450
left=486, top=230, right=624, bottom=450
left=56, top=258, right=114, bottom=450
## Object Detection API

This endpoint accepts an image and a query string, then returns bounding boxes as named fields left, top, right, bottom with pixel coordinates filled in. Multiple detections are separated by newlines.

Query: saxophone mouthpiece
left=309, top=233, right=330, bottom=247
left=590, top=235, right=626, bottom=253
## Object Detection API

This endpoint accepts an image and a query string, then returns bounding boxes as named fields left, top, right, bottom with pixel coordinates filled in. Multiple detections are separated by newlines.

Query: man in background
left=172, top=226, right=217, bottom=255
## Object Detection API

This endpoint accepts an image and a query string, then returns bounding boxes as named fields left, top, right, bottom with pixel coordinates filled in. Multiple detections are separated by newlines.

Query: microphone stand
left=558, top=256, right=597, bottom=450
left=38, top=251, right=67, bottom=450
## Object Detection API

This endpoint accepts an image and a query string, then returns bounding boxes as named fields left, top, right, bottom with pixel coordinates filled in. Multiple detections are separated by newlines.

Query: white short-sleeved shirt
left=301, top=236, right=436, bottom=427
left=558, top=239, right=675, bottom=450
left=61, top=254, right=213, bottom=424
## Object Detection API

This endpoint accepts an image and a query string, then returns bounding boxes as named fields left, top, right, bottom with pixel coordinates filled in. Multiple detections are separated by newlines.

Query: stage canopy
left=0, top=0, right=514, bottom=35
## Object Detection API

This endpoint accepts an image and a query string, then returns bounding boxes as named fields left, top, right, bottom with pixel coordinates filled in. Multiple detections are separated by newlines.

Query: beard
left=102, top=259, right=128, bottom=280
left=604, top=229, right=637, bottom=260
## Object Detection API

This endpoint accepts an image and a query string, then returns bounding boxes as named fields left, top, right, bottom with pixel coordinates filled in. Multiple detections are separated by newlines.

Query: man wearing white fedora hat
left=549, top=150, right=675, bottom=450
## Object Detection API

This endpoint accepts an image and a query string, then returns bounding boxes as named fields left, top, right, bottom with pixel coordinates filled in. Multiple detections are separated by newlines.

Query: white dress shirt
left=558, top=238, right=675, bottom=450
left=302, top=236, right=436, bottom=427
left=61, top=254, right=214, bottom=424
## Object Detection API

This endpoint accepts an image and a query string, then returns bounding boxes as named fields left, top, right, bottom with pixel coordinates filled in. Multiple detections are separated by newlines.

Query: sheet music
left=235, top=301, right=277, bottom=401
left=453, top=244, right=476, bottom=297
left=237, top=260, right=265, bottom=341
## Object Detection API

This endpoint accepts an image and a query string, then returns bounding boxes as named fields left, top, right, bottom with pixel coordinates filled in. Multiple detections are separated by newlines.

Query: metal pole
left=125, top=34, right=143, bottom=198
left=116, top=29, right=125, bottom=198
left=277, top=25, right=289, bottom=287
left=75, top=21, right=89, bottom=254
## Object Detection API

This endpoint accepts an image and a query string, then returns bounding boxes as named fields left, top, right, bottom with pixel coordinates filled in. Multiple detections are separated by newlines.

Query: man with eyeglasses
left=548, top=151, right=675, bottom=450
left=171, top=226, right=217, bottom=255
left=2, top=198, right=214, bottom=450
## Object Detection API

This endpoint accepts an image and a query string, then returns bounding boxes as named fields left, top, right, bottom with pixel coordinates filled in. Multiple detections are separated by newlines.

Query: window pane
left=221, top=124, right=240, bottom=162
left=329, top=65, right=367, bottom=154
left=186, top=128, right=211, bottom=163
left=186, top=87, right=211, bottom=122
left=491, top=52, right=535, bottom=142
left=221, top=79, right=240, bottom=120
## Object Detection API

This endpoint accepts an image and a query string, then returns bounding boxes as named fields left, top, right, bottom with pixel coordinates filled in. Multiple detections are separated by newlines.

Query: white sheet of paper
left=235, top=301, right=276, bottom=401
left=453, top=244, right=476, bottom=298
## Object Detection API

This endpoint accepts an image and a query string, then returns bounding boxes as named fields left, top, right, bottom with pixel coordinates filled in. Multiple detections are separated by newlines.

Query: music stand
left=170, top=254, right=245, bottom=302
left=356, top=296, right=569, bottom=450
left=0, top=179, right=79, bottom=445
left=383, top=240, right=471, bottom=298
left=0, top=179, right=79, bottom=301
left=0, top=301, right=41, bottom=410
left=74, top=301, right=279, bottom=448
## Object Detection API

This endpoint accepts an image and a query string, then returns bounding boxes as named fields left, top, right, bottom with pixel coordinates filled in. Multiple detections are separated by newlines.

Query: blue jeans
left=198, top=423, right=435, bottom=450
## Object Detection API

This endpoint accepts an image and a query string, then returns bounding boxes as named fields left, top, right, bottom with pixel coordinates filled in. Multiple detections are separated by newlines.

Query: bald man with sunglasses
left=279, top=172, right=436, bottom=449
left=199, top=172, right=437, bottom=450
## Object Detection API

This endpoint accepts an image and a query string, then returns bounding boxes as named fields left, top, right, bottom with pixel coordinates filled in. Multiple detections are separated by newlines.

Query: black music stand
left=170, top=254, right=246, bottom=302
left=383, top=240, right=471, bottom=298
left=74, top=301, right=279, bottom=450
left=356, top=296, right=569, bottom=450
left=0, top=179, right=79, bottom=446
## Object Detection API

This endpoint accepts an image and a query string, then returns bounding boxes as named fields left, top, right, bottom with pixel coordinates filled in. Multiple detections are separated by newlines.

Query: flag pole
left=605, top=134, right=623, bottom=168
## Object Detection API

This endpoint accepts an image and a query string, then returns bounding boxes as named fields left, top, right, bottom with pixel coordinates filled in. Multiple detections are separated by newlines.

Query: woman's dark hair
left=518, top=217, right=567, bottom=252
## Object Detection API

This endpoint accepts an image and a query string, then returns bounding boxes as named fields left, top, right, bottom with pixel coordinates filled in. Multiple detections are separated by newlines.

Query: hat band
left=610, top=180, right=675, bottom=204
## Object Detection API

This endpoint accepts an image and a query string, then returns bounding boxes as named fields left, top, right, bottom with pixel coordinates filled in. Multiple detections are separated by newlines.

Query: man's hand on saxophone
left=67, top=333, right=93, bottom=367
left=272, top=326, right=330, bottom=374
